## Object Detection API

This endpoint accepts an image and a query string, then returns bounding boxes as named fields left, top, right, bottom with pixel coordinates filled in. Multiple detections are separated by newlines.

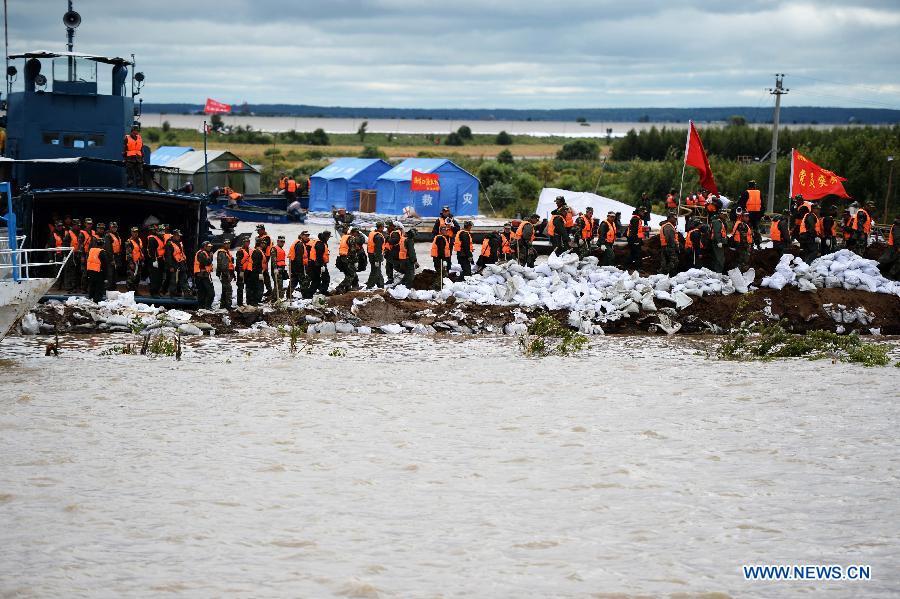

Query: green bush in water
left=520, top=314, right=588, bottom=357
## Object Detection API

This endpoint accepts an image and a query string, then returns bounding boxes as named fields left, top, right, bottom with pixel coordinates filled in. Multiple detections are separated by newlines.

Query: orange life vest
left=799, top=213, right=819, bottom=236
left=481, top=238, right=492, bottom=258
left=581, top=216, right=594, bottom=240
left=516, top=221, right=535, bottom=243
left=272, top=245, right=286, bottom=267
left=169, top=240, right=186, bottom=263
left=193, top=250, right=212, bottom=274
left=629, top=215, right=645, bottom=240
left=770, top=221, right=782, bottom=242
left=500, top=233, right=512, bottom=254
left=602, top=220, right=617, bottom=243
left=80, top=229, right=93, bottom=253
left=732, top=222, right=753, bottom=244
left=711, top=220, right=726, bottom=241
left=745, top=189, right=762, bottom=212
left=86, top=247, right=103, bottom=272
left=684, top=228, right=699, bottom=250
left=547, top=214, right=565, bottom=237
left=125, top=134, right=143, bottom=157
left=665, top=194, right=677, bottom=209
left=216, top=248, right=234, bottom=271
left=659, top=222, right=676, bottom=247
left=128, top=238, right=143, bottom=263
left=148, top=234, right=165, bottom=258
left=50, top=231, right=63, bottom=251
left=109, top=233, right=121, bottom=254
left=286, top=179, right=297, bottom=193
left=888, top=224, right=895, bottom=246
left=454, top=231, right=473, bottom=253
left=852, top=209, right=872, bottom=235
left=163, top=233, right=172, bottom=244
left=564, top=208, right=574, bottom=228
left=431, top=236, right=451, bottom=258
left=239, top=248, right=253, bottom=271
left=397, top=233, right=408, bottom=260
left=66, top=230, right=80, bottom=250
left=288, top=240, right=307, bottom=265
left=278, top=177, right=287, bottom=190
left=308, top=240, right=330, bottom=263
left=338, top=234, right=351, bottom=256
left=367, top=231, right=384, bottom=254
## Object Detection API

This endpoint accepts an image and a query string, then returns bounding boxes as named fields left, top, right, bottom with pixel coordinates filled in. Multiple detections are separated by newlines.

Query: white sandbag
left=728, top=268, right=749, bottom=294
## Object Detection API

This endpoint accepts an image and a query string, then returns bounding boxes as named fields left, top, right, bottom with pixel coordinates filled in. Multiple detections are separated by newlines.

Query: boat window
left=42, top=132, right=61, bottom=145
left=87, top=135, right=105, bottom=147
left=52, top=56, right=97, bottom=84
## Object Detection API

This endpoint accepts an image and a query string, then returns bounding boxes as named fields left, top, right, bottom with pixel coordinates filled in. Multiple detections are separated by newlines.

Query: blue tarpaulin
left=149, top=146, right=195, bottom=166
left=375, top=158, right=479, bottom=217
left=309, top=158, right=392, bottom=212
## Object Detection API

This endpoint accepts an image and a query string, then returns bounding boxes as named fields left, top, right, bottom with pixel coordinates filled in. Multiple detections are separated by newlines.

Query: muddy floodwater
left=1, top=334, right=899, bottom=598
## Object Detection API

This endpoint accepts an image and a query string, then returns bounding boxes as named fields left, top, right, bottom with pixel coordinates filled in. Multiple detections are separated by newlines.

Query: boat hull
left=0, top=278, right=57, bottom=342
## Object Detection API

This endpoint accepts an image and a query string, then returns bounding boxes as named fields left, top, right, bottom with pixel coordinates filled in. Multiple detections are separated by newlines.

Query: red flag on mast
left=789, top=149, right=849, bottom=200
left=204, top=98, right=232, bottom=114
left=684, top=121, right=718, bottom=194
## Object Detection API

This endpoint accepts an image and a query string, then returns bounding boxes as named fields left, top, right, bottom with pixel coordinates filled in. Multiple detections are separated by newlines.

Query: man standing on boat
left=123, top=125, right=144, bottom=188
left=63, top=219, right=82, bottom=292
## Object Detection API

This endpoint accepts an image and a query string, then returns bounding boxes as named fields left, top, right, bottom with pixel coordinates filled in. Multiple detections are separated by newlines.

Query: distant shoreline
left=140, top=114, right=893, bottom=138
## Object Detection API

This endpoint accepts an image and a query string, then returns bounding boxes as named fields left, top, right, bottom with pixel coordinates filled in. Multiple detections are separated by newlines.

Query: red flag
left=684, top=121, right=718, bottom=194
left=789, top=149, right=849, bottom=200
left=204, top=98, right=232, bottom=114
left=410, top=170, right=440, bottom=191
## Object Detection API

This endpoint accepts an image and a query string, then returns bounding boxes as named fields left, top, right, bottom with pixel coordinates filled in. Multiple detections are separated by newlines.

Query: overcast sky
left=6, top=0, right=900, bottom=109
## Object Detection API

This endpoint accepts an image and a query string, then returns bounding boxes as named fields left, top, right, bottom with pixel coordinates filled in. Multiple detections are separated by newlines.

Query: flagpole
left=677, top=122, right=690, bottom=225
left=788, top=148, right=794, bottom=200
left=203, top=120, right=210, bottom=194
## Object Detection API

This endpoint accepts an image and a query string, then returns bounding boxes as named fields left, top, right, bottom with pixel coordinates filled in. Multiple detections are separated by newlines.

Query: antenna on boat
left=4, top=0, right=9, bottom=97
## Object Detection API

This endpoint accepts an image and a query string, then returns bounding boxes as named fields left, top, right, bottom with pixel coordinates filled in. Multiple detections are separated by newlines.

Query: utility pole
left=766, top=74, right=788, bottom=213
left=886, top=155, right=895, bottom=222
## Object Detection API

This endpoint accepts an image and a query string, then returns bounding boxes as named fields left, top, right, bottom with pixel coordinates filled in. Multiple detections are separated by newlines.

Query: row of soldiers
left=48, top=218, right=194, bottom=301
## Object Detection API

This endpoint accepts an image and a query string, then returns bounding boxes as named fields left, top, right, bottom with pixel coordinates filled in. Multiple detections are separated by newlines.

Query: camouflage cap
left=130, top=226, right=139, bottom=232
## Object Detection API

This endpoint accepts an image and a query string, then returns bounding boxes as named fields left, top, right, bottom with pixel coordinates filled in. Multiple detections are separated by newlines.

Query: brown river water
left=1, top=334, right=899, bottom=597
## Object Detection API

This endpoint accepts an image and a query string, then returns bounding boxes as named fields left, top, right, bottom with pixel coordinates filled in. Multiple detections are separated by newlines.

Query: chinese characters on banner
left=410, top=170, right=441, bottom=191
left=204, top=98, right=232, bottom=115
left=790, top=149, right=849, bottom=200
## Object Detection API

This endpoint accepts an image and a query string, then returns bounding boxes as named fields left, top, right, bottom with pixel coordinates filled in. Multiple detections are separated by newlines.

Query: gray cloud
left=5, top=0, right=900, bottom=109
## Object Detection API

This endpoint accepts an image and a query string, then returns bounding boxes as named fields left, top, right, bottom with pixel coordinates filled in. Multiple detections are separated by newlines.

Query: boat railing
left=0, top=247, right=72, bottom=282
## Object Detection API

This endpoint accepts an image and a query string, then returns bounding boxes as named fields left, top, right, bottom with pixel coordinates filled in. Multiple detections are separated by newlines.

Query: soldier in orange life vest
left=64, top=219, right=83, bottom=292
left=255, top=224, right=274, bottom=299
left=159, top=223, right=173, bottom=292
left=799, top=203, right=821, bottom=263
left=123, top=125, right=144, bottom=188
left=575, top=208, right=595, bottom=258
left=597, top=211, right=617, bottom=266
left=235, top=237, right=252, bottom=306
left=516, top=214, right=539, bottom=267
left=270, top=235, right=288, bottom=299
left=366, top=222, right=386, bottom=289
left=431, top=224, right=452, bottom=289
left=476, top=230, right=501, bottom=272
left=850, top=201, right=876, bottom=251
left=125, top=227, right=144, bottom=291
left=665, top=188, right=678, bottom=211
left=145, top=224, right=165, bottom=295
left=455, top=221, right=475, bottom=277
left=684, top=219, right=705, bottom=268
left=384, top=222, right=399, bottom=283
left=500, top=223, right=514, bottom=262
left=215, top=238, right=235, bottom=309
left=659, top=213, right=680, bottom=275
left=103, top=221, right=123, bottom=291
left=46, top=220, right=64, bottom=280
left=709, top=211, right=728, bottom=273
left=740, top=180, right=763, bottom=249
left=308, top=231, right=332, bottom=296
left=732, top=209, right=754, bottom=270
left=334, top=228, right=362, bottom=294
left=246, top=240, right=266, bottom=306
left=165, top=229, right=189, bottom=297
left=85, top=238, right=107, bottom=303
left=820, top=206, right=838, bottom=256
left=877, top=216, right=900, bottom=278
left=431, top=205, right=460, bottom=239
left=626, top=209, right=645, bottom=268
left=79, top=217, right=96, bottom=291
left=770, top=210, right=791, bottom=256
left=547, top=206, right=569, bottom=256
left=288, top=231, right=310, bottom=296
left=193, top=241, right=215, bottom=309
left=285, top=176, right=298, bottom=202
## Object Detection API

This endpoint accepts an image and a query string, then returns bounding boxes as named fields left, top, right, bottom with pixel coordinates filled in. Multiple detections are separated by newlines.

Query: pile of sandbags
left=388, top=253, right=755, bottom=327
left=761, top=250, right=900, bottom=296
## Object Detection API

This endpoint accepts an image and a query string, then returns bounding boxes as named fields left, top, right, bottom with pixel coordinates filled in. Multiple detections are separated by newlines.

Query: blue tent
left=375, top=158, right=480, bottom=217
left=309, top=158, right=392, bottom=212
left=150, top=146, right=194, bottom=166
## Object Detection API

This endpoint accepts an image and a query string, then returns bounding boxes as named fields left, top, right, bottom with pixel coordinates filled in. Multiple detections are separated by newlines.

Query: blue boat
left=216, top=204, right=306, bottom=224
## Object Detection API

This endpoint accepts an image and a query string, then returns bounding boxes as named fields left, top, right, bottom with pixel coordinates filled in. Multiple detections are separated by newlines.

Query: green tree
left=495, top=130, right=513, bottom=145
left=145, top=129, right=160, bottom=143
left=445, top=132, right=465, bottom=146
left=210, top=114, right=224, bottom=132
left=513, top=172, right=541, bottom=202
left=727, top=115, right=748, bottom=127
left=457, top=125, right=473, bottom=140
left=556, top=139, right=599, bottom=160
left=307, top=128, right=330, bottom=146
left=357, top=120, right=368, bottom=142
left=161, top=120, right=171, bottom=133
left=477, top=162, right=513, bottom=188
left=486, top=181, right=518, bottom=209
left=359, top=145, right=386, bottom=159
left=497, top=149, right=514, bottom=164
